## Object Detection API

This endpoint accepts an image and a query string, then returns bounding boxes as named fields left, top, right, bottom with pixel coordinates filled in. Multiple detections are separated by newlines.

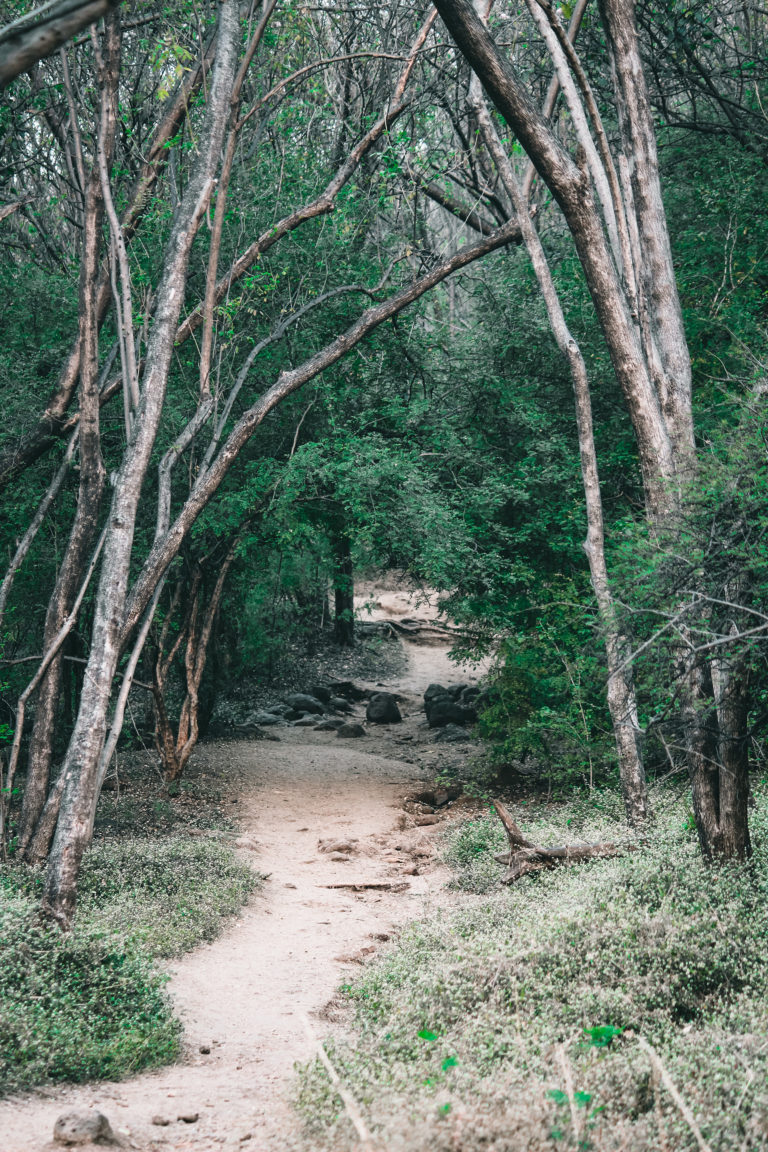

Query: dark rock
left=424, top=683, right=448, bottom=702
left=425, top=692, right=477, bottom=728
left=151, top=1116, right=171, bottom=1126
left=310, top=685, right=333, bottom=703
left=446, top=683, right=470, bottom=699
left=366, top=692, right=402, bottom=724
left=178, top=1113, right=199, bottom=1124
left=415, top=814, right=440, bottom=826
left=53, top=1112, right=117, bottom=1146
left=328, top=680, right=368, bottom=701
left=283, top=709, right=303, bottom=722
left=336, top=722, right=366, bottom=738
left=459, top=686, right=481, bottom=705
left=268, top=703, right=291, bottom=715
left=293, top=715, right=318, bottom=726
left=246, top=711, right=283, bottom=726
left=329, top=696, right=353, bottom=713
left=285, top=693, right=325, bottom=715
left=434, top=724, right=470, bottom=743
left=315, top=718, right=345, bottom=731
left=425, top=696, right=464, bottom=728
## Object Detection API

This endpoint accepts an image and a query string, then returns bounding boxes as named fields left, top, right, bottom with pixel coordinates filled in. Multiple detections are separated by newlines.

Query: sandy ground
left=0, top=593, right=488, bottom=1152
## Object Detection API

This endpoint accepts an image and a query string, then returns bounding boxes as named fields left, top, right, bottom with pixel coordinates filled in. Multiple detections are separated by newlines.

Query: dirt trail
left=0, top=600, right=487, bottom=1152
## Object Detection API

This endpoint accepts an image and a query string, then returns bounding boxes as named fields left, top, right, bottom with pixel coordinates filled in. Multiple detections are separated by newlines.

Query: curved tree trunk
left=41, top=0, right=240, bottom=927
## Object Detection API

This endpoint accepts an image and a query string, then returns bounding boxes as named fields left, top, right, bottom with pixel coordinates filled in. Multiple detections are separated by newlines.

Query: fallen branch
left=321, top=881, right=410, bottom=892
left=492, top=800, right=623, bottom=883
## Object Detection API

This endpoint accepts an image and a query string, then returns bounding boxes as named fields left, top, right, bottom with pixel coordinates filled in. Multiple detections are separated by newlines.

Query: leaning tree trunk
left=17, top=17, right=119, bottom=856
left=41, top=0, right=240, bottom=927
left=469, top=78, right=648, bottom=824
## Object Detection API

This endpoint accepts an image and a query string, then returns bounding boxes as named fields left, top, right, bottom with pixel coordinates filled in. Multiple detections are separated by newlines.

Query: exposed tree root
left=492, top=800, right=623, bottom=883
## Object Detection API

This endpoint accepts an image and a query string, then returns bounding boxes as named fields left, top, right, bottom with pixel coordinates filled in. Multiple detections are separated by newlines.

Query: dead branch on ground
left=491, top=800, right=624, bottom=883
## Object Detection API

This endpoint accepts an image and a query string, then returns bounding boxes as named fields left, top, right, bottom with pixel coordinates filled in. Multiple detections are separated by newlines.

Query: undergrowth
left=296, top=787, right=768, bottom=1151
left=0, top=836, right=258, bottom=1095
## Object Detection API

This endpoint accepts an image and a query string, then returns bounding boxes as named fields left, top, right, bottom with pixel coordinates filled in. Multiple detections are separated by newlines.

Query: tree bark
left=42, top=0, right=240, bottom=927
left=0, top=32, right=217, bottom=496
left=469, top=80, right=648, bottom=824
left=431, top=0, right=680, bottom=523
left=17, top=15, right=119, bottom=858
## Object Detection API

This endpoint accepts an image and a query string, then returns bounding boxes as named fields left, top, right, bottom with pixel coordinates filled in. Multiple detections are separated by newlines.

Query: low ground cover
left=0, top=829, right=258, bottom=1095
left=298, top=788, right=768, bottom=1151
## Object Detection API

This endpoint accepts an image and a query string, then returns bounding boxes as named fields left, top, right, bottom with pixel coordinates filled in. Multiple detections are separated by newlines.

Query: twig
left=299, top=1011, right=377, bottom=1151
left=630, top=1033, right=714, bottom=1152
left=556, top=1043, right=581, bottom=1144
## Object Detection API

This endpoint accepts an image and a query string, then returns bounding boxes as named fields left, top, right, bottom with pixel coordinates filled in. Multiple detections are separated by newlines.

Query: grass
left=296, top=786, right=768, bottom=1151
left=0, top=835, right=259, bottom=1095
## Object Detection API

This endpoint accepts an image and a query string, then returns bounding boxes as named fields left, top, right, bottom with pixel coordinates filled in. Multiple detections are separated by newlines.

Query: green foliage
left=0, top=836, right=258, bottom=1094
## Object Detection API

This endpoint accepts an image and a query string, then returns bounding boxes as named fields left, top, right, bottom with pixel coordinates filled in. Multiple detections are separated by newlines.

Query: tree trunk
left=333, top=532, right=355, bottom=647
left=469, top=82, right=648, bottom=824
left=41, top=0, right=240, bottom=927
left=17, top=16, right=119, bottom=857
left=432, top=0, right=680, bottom=524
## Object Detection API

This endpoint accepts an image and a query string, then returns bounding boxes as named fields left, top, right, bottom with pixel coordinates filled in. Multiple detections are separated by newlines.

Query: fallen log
left=492, top=800, right=623, bottom=883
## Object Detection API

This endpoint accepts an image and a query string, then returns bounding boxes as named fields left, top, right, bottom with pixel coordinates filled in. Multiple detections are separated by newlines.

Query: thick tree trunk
left=685, top=637, right=751, bottom=860
left=333, top=532, right=355, bottom=648
left=432, top=0, right=680, bottom=524
left=42, top=0, right=240, bottom=927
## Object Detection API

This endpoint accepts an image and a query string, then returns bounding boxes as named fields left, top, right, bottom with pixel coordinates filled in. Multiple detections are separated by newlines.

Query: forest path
left=1, top=618, right=486, bottom=1152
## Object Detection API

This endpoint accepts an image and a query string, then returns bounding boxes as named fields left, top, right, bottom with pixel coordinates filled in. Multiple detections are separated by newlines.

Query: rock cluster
left=422, top=682, right=480, bottom=729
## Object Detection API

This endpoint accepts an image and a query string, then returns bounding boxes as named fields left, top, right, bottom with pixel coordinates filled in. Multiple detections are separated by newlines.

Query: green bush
left=0, top=835, right=258, bottom=1095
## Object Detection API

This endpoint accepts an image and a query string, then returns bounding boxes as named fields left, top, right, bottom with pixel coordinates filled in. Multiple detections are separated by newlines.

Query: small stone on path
left=53, top=1111, right=117, bottom=1146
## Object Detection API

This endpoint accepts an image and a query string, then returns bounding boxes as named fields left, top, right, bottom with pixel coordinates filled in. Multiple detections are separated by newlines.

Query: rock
left=53, top=1112, right=117, bottom=1146
left=285, top=693, right=325, bottom=715
left=151, top=1116, right=171, bottom=1127
left=178, top=1113, right=200, bottom=1124
left=292, top=715, right=318, bottom=726
left=246, top=711, right=283, bottom=726
left=459, top=686, right=481, bottom=705
left=424, top=683, right=448, bottom=702
left=336, top=722, right=366, bottom=738
left=415, top=814, right=440, bottom=826
left=235, top=836, right=258, bottom=850
left=402, top=864, right=419, bottom=875
left=283, top=709, right=303, bottom=721
left=199, top=1044, right=211, bottom=1054
left=434, top=724, right=469, bottom=743
left=268, top=703, right=291, bottom=715
left=329, top=696, right=353, bottom=713
left=328, top=680, right=368, bottom=701
left=425, top=696, right=465, bottom=728
left=319, top=838, right=359, bottom=854
left=314, top=718, right=345, bottom=731
left=446, top=682, right=470, bottom=699
left=329, top=853, right=349, bottom=862
left=310, top=685, right=332, bottom=703
left=366, top=692, right=402, bottom=724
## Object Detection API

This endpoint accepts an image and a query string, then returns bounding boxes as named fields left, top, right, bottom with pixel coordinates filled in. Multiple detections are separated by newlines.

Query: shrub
left=0, top=835, right=258, bottom=1094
